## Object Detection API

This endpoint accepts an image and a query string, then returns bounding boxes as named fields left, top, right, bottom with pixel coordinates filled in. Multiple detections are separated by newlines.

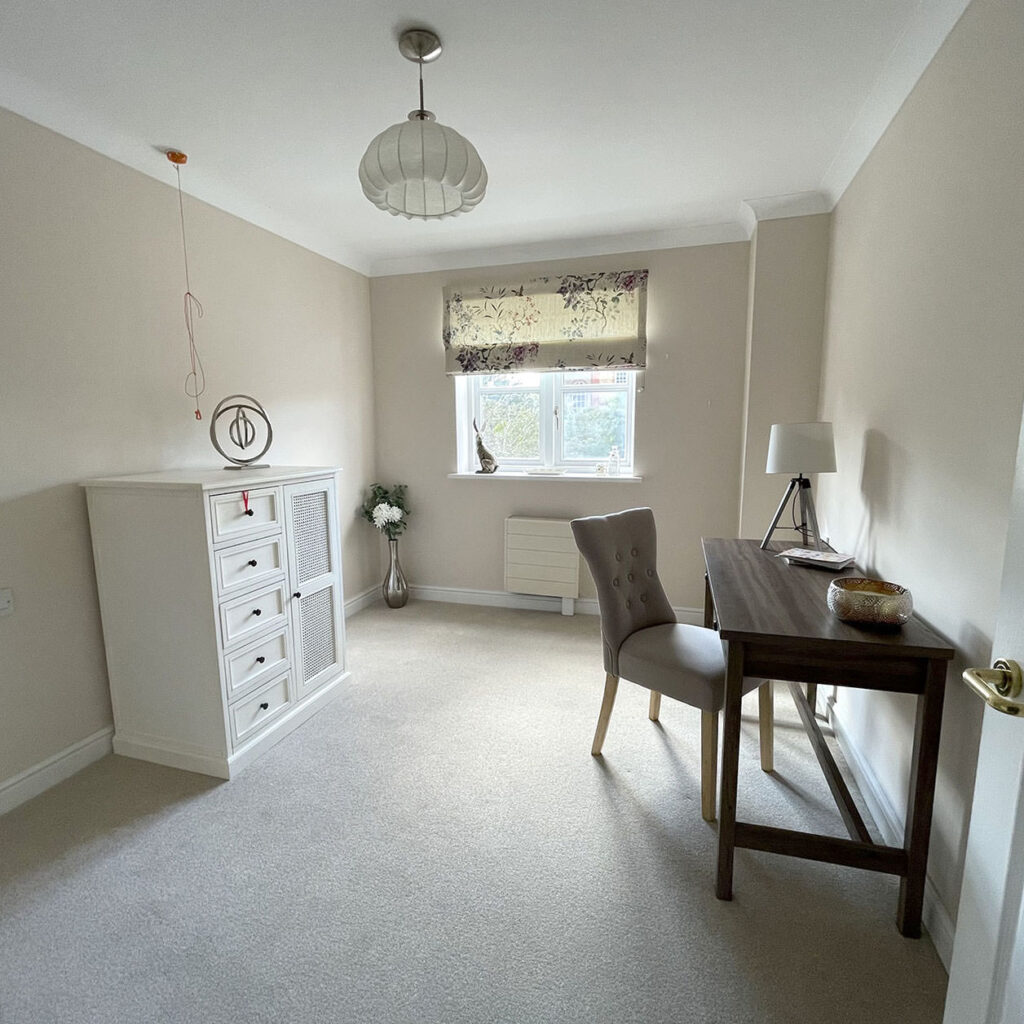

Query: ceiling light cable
left=166, top=150, right=205, bottom=421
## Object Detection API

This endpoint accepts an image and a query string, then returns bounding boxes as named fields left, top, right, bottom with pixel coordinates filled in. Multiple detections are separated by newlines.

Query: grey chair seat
left=619, top=623, right=763, bottom=713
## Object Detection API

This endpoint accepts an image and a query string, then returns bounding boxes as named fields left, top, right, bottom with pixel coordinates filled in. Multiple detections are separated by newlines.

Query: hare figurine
left=472, top=418, right=499, bottom=474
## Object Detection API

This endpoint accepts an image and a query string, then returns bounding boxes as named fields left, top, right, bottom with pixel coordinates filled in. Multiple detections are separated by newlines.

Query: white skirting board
left=1, top=679, right=352, bottom=814
left=829, top=702, right=955, bottom=969
left=0, top=727, right=113, bottom=816
left=344, top=584, right=381, bottom=617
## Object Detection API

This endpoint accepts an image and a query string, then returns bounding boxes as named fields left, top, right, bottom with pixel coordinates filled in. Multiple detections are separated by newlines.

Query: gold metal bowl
left=827, top=577, right=913, bottom=626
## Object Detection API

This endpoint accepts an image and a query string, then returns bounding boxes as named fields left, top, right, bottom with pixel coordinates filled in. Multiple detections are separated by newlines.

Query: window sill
left=447, top=472, right=642, bottom=482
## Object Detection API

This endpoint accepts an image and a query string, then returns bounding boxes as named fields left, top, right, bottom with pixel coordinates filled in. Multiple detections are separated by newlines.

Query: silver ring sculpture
left=209, top=395, right=273, bottom=468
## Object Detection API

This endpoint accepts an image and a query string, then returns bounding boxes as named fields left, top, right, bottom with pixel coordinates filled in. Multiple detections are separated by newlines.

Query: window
left=456, top=370, right=637, bottom=474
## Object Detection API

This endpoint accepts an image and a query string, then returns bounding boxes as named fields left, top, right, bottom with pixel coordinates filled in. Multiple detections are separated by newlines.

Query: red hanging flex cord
left=167, top=151, right=205, bottom=421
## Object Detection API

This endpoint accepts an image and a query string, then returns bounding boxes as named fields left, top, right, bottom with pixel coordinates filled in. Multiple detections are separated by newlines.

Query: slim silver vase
left=383, top=537, right=408, bottom=608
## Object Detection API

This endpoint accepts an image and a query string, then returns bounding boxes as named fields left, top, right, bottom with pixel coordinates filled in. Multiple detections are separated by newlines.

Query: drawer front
left=210, top=487, right=281, bottom=545
left=230, top=673, right=291, bottom=749
left=215, top=536, right=285, bottom=597
left=224, top=628, right=290, bottom=700
left=220, top=582, right=289, bottom=648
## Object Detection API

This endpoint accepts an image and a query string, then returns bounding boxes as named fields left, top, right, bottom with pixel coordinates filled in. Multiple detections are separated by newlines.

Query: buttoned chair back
left=570, top=507, right=773, bottom=821
left=571, top=507, right=675, bottom=675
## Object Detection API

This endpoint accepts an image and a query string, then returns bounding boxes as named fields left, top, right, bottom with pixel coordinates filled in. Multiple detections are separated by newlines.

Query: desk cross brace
left=787, top=681, right=872, bottom=844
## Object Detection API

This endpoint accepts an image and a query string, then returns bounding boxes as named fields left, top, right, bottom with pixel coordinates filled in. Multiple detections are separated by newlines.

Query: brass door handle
left=962, top=659, right=1024, bottom=716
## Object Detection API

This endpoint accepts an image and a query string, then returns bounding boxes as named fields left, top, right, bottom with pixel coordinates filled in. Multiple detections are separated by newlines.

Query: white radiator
left=504, top=517, right=579, bottom=615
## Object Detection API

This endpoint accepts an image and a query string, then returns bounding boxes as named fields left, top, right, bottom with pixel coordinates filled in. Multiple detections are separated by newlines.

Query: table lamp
left=760, top=421, right=836, bottom=550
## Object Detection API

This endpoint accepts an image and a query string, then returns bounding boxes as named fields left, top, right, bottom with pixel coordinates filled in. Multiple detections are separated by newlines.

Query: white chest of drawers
left=83, top=466, right=348, bottom=778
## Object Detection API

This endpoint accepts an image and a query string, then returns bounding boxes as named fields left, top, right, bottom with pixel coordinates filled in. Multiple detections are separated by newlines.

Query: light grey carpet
left=0, top=601, right=947, bottom=1023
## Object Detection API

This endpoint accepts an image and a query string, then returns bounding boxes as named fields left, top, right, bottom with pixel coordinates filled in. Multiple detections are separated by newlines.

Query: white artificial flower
left=372, top=502, right=404, bottom=530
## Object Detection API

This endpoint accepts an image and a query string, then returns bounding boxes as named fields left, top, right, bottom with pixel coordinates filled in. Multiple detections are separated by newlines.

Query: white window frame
left=455, top=370, right=637, bottom=475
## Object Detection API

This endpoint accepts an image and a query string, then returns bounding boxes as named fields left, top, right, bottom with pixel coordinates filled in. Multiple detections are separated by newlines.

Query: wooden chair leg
left=701, top=709, right=719, bottom=821
left=758, top=680, right=774, bottom=772
left=648, top=690, right=662, bottom=721
left=591, top=674, right=619, bottom=756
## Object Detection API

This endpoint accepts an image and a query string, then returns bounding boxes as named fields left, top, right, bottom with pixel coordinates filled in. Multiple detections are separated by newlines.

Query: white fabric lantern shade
left=359, top=113, right=487, bottom=219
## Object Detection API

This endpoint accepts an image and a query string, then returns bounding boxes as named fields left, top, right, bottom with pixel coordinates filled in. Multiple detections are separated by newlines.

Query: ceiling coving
left=0, top=1, right=973, bottom=273
left=358, top=28, right=487, bottom=221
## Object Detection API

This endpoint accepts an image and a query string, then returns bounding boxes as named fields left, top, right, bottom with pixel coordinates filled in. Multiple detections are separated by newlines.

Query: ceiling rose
left=358, top=28, right=487, bottom=220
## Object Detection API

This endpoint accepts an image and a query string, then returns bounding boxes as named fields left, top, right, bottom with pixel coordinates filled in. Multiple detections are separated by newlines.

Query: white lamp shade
left=765, top=421, right=836, bottom=475
left=359, top=114, right=487, bottom=219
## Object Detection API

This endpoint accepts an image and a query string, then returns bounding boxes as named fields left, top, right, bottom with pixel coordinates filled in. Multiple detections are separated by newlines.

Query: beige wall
left=817, top=0, right=1024, bottom=932
left=738, top=214, right=831, bottom=540
left=369, top=245, right=753, bottom=609
left=0, top=108, right=378, bottom=784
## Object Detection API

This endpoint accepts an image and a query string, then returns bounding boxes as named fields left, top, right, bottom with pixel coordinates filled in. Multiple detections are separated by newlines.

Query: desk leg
left=704, top=573, right=715, bottom=630
left=716, top=640, right=746, bottom=900
left=897, top=658, right=947, bottom=937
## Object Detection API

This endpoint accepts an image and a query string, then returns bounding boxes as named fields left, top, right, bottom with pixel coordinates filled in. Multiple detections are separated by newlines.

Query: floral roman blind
left=443, top=269, right=648, bottom=375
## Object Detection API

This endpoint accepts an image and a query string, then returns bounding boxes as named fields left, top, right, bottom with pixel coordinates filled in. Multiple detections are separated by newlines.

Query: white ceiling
left=0, top=0, right=971, bottom=277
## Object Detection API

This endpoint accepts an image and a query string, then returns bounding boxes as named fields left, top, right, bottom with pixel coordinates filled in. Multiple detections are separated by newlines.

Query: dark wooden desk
left=702, top=538, right=954, bottom=937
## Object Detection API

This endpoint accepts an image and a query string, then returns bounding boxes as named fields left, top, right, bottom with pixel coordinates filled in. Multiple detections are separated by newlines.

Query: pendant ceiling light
left=358, top=28, right=487, bottom=220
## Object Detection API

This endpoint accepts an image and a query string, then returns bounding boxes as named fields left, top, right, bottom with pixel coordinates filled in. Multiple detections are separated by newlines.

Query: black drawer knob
left=259, top=702, right=269, bottom=711
left=252, top=608, right=262, bottom=616
left=244, top=509, right=255, bottom=517
left=255, top=656, right=266, bottom=664
left=248, top=559, right=258, bottom=567
left=293, top=591, right=302, bottom=599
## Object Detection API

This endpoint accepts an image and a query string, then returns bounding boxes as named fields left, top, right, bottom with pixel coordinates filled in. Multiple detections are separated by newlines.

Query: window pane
left=480, top=372, right=542, bottom=390
left=562, top=390, right=627, bottom=460
left=561, top=369, right=622, bottom=387
left=480, top=391, right=541, bottom=460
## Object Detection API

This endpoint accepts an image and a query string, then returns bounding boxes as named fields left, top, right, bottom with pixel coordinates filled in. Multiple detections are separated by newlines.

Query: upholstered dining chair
left=571, top=507, right=773, bottom=821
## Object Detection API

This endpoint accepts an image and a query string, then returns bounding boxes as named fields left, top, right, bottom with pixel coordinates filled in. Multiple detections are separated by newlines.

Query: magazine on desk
left=777, top=547, right=855, bottom=570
